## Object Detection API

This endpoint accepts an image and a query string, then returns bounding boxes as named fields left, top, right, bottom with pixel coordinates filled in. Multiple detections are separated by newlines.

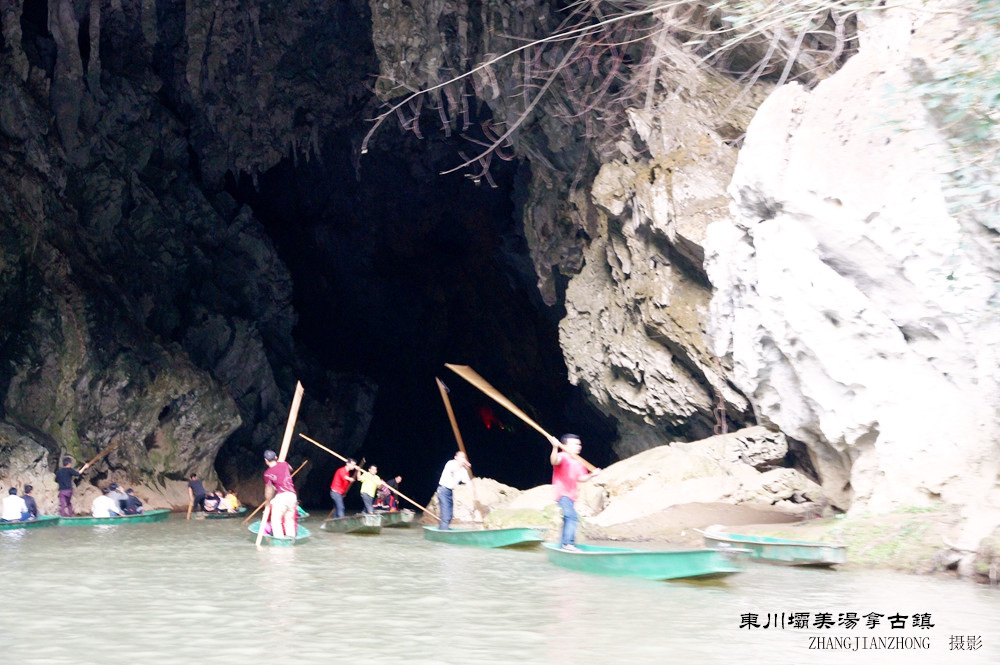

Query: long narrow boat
left=58, top=509, right=171, bottom=526
left=320, top=513, right=382, bottom=534
left=697, top=528, right=847, bottom=566
left=204, top=507, right=248, bottom=520
left=247, top=521, right=311, bottom=546
left=0, top=515, right=61, bottom=531
left=379, top=509, right=415, bottom=528
left=542, top=543, right=750, bottom=580
left=422, top=525, right=547, bottom=548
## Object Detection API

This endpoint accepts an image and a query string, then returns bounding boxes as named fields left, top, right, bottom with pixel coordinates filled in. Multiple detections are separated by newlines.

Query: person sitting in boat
left=123, top=489, right=144, bottom=515
left=1, top=487, right=29, bottom=522
left=21, top=485, right=38, bottom=520
left=107, top=483, right=129, bottom=513
left=376, top=476, right=401, bottom=511
left=91, top=487, right=124, bottom=518
left=358, top=464, right=382, bottom=514
left=203, top=491, right=220, bottom=512
left=221, top=490, right=240, bottom=513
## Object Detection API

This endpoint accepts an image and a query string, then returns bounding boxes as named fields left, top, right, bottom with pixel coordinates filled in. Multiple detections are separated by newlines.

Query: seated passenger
left=92, top=487, right=124, bottom=518
left=203, top=492, right=220, bottom=512
left=1, top=487, right=29, bottom=521
left=222, top=490, right=241, bottom=512
left=21, top=485, right=39, bottom=519
left=123, top=488, right=144, bottom=515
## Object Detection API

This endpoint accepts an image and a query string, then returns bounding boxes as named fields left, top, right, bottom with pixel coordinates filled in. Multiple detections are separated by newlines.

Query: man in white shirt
left=91, top=487, right=124, bottom=518
left=435, top=451, right=471, bottom=530
left=1, top=487, right=28, bottom=521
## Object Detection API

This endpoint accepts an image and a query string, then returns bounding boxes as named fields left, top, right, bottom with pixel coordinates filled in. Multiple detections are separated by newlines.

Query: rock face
left=705, top=4, right=1000, bottom=529
left=0, top=0, right=379, bottom=504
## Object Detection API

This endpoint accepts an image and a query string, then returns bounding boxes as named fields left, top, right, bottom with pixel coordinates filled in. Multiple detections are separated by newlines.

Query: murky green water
left=1, top=515, right=997, bottom=665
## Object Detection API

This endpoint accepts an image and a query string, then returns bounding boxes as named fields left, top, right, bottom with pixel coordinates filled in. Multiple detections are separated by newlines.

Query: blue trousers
left=330, top=490, right=346, bottom=518
left=437, top=486, right=453, bottom=530
left=558, top=496, right=579, bottom=547
left=361, top=493, right=374, bottom=514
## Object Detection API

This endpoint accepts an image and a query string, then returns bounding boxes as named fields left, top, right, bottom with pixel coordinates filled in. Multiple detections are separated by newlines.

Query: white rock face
left=705, top=3, right=1000, bottom=528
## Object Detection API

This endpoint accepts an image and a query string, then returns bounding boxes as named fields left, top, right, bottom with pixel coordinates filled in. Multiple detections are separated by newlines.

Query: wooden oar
left=298, top=433, right=442, bottom=522
left=436, top=378, right=488, bottom=521
left=444, top=363, right=598, bottom=471
left=186, top=496, right=194, bottom=521
left=242, top=459, right=309, bottom=525
left=256, top=381, right=305, bottom=547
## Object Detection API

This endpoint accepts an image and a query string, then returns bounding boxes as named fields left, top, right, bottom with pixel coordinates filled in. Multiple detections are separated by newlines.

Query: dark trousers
left=361, top=493, right=374, bottom=514
left=330, top=490, right=346, bottom=518
left=58, top=489, right=74, bottom=517
left=437, top=486, right=453, bottom=530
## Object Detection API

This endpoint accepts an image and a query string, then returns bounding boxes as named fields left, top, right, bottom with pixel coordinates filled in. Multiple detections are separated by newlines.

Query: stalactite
left=87, top=0, right=101, bottom=95
left=1, top=0, right=30, bottom=81
left=141, top=0, right=155, bottom=45
left=48, top=0, right=84, bottom=155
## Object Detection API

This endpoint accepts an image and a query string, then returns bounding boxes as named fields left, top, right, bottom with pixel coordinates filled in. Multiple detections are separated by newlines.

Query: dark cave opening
left=226, top=123, right=615, bottom=508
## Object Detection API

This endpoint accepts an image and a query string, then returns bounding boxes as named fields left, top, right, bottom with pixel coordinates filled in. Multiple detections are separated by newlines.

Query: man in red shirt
left=263, top=449, right=298, bottom=538
left=550, top=434, right=600, bottom=551
left=329, top=458, right=358, bottom=518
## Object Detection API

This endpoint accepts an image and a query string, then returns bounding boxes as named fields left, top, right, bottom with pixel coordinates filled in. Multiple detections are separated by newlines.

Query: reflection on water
left=0, top=516, right=997, bottom=665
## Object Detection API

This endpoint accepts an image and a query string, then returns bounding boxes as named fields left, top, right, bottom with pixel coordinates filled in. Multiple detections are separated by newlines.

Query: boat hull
left=422, top=526, right=546, bottom=548
left=204, top=507, right=248, bottom=520
left=699, top=530, right=847, bottom=566
left=379, top=509, right=415, bottom=528
left=0, top=515, right=61, bottom=531
left=58, top=509, right=172, bottom=526
left=248, top=521, right=311, bottom=546
left=542, top=543, right=749, bottom=580
left=320, top=513, right=382, bottom=534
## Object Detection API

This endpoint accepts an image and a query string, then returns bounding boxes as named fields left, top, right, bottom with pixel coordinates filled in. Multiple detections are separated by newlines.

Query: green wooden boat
left=542, top=543, right=750, bottom=580
left=379, top=509, right=415, bottom=528
left=204, top=507, right=248, bottom=520
left=697, top=528, right=847, bottom=566
left=58, top=508, right=171, bottom=526
left=320, top=513, right=382, bottom=534
left=0, top=515, right=60, bottom=531
left=247, top=521, right=311, bottom=546
left=422, top=525, right=547, bottom=548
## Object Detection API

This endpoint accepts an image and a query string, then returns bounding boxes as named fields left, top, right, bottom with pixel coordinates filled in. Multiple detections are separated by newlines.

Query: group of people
left=1, top=485, right=38, bottom=522
left=328, top=458, right=403, bottom=517
left=187, top=473, right=241, bottom=514
left=91, top=483, right=144, bottom=517
left=432, top=434, right=598, bottom=551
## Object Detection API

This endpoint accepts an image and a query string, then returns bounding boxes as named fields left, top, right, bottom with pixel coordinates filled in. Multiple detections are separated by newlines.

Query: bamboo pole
left=444, top=364, right=598, bottom=471
left=298, top=433, right=441, bottom=522
left=256, top=381, right=305, bottom=546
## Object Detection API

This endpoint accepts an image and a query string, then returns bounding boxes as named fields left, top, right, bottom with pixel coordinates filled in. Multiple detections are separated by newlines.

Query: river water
left=1, top=515, right=997, bottom=665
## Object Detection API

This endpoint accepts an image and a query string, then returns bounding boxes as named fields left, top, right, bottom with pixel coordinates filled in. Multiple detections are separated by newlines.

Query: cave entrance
left=226, top=125, right=614, bottom=508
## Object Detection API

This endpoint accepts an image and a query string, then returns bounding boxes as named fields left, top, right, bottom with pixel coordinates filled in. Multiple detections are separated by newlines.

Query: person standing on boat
left=55, top=456, right=90, bottom=517
left=358, top=464, right=382, bottom=514
left=1, top=487, right=29, bottom=521
left=436, top=452, right=471, bottom=530
left=21, top=485, right=38, bottom=519
left=550, top=434, right=599, bottom=551
left=262, top=449, right=298, bottom=538
left=187, top=473, right=207, bottom=513
left=91, top=487, right=124, bottom=518
left=329, top=458, right=358, bottom=518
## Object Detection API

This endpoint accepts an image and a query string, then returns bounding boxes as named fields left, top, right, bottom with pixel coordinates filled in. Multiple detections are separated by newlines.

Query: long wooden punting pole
left=444, top=364, right=597, bottom=472
left=241, top=459, right=309, bottom=525
left=435, top=377, right=485, bottom=521
left=298, top=433, right=441, bottom=522
left=81, top=438, right=122, bottom=472
left=256, top=381, right=305, bottom=547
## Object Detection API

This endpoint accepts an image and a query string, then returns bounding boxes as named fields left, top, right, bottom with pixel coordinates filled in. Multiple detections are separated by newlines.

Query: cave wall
left=0, top=0, right=378, bottom=507
left=365, top=0, right=1000, bottom=541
